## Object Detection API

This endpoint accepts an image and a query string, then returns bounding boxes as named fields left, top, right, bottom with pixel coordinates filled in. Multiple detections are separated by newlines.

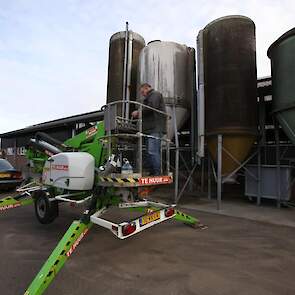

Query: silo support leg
left=217, top=134, right=222, bottom=210
left=207, top=155, right=212, bottom=200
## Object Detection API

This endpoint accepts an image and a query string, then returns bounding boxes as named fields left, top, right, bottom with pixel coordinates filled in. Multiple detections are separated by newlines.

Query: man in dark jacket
left=132, top=83, right=166, bottom=176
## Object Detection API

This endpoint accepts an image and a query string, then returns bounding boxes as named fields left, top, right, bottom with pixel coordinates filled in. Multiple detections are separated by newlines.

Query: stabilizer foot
left=174, top=209, right=207, bottom=229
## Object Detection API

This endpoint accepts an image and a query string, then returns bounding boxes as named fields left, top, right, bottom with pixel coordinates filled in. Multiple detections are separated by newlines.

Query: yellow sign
left=140, top=211, right=160, bottom=226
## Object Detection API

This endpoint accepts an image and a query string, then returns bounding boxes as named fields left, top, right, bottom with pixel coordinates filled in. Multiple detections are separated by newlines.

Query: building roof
left=1, top=77, right=271, bottom=139
left=257, top=76, right=272, bottom=87
left=257, top=76, right=272, bottom=97
left=0, top=110, right=104, bottom=138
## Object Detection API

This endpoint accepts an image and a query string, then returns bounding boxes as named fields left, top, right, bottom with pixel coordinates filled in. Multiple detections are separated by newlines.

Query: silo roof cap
left=110, top=31, right=145, bottom=45
left=203, top=15, right=254, bottom=31
left=267, top=27, right=295, bottom=58
left=147, top=40, right=161, bottom=45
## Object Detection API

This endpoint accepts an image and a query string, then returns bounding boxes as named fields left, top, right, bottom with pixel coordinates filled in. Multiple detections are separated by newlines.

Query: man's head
left=140, top=83, right=152, bottom=97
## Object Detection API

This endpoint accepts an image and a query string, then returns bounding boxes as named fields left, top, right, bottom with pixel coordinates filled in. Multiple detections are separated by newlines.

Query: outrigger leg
left=24, top=189, right=102, bottom=295
left=24, top=220, right=92, bottom=295
left=0, top=181, right=41, bottom=212
left=0, top=193, right=33, bottom=211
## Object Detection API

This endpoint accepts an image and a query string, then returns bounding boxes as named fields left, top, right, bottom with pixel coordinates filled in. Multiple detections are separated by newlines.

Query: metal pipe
left=103, top=100, right=171, bottom=118
left=160, top=137, right=163, bottom=175
left=196, top=30, right=205, bottom=158
left=173, top=105, right=179, bottom=202
left=106, top=106, right=112, bottom=158
left=274, top=120, right=281, bottom=208
left=211, top=157, right=217, bottom=182
left=217, top=134, right=222, bottom=210
left=176, top=161, right=198, bottom=203
left=201, top=158, right=205, bottom=193
left=122, top=22, right=129, bottom=118
left=222, top=147, right=258, bottom=182
left=257, top=95, right=265, bottom=206
left=179, top=152, right=191, bottom=173
left=179, top=152, right=194, bottom=192
left=257, top=144, right=262, bottom=206
left=167, top=137, right=170, bottom=174
left=190, top=51, right=197, bottom=166
left=125, top=31, right=133, bottom=119
left=208, top=153, right=211, bottom=200
left=169, top=163, right=190, bottom=179
left=139, top=103, right=143, bottom=175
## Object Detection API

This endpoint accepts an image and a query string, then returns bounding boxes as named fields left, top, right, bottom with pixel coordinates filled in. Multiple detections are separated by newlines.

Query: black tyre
left=34, top=190, right=59, bottom=224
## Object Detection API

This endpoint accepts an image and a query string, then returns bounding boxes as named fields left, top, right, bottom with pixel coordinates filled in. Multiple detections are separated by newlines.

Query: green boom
left=27, top=121, right=106, bottom=172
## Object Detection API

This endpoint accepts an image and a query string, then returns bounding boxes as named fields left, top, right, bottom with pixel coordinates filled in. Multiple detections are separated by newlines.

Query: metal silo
left=199, top=15, right=257, bottom=178
left=268, top=28, right=295, bottom=144
left=106, top=24, right=145, bottom=117
left=138, top=41, right=195, bottom=139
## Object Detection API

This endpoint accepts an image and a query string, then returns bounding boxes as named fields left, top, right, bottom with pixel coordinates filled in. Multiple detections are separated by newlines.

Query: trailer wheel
left=34, top=191, right=59, bottom=224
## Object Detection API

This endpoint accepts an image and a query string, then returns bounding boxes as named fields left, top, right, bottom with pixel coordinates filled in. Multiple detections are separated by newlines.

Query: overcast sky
left=0, top=0, right=294, bottom=133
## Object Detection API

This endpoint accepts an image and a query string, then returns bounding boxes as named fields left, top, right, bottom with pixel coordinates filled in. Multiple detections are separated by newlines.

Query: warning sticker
left=66, top=228, right=89, bottom=257
left=139, top=176, right=173, bottom=185
left=0, top=203, right=21, bottom=211
left=86, top=126, right=98, bottom=139
left=51, top=164, right=69, bottom=171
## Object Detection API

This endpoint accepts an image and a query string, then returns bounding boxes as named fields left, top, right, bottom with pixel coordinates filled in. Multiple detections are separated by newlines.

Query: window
left=6, top=147, right=15, bottom=156
left=77, top=123, right=86, bottom=129
left=17, top=147, right=26, bottom=155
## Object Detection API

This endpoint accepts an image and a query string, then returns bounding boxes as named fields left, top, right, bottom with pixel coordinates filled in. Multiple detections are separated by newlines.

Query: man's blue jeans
left=145, top=132, right=161, bottom=176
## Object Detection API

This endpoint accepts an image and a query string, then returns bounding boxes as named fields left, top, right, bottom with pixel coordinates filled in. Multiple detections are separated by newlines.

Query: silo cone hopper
left=198, top=15, right=258, bottom=181
left=268, top=28, right=295, bottom=144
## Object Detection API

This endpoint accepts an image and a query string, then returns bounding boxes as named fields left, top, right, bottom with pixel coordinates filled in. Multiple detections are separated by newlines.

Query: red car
left=0, top=159, right=23, bottom=190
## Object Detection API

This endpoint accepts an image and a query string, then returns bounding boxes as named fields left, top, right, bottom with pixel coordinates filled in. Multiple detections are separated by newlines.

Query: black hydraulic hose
left=29, top=139, right=62, bottom=156
left=35, top=132, right=68, bottom=150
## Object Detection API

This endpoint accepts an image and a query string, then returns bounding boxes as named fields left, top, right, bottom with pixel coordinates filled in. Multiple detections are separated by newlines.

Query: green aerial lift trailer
left=0, top=101, right=204, bottom=295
